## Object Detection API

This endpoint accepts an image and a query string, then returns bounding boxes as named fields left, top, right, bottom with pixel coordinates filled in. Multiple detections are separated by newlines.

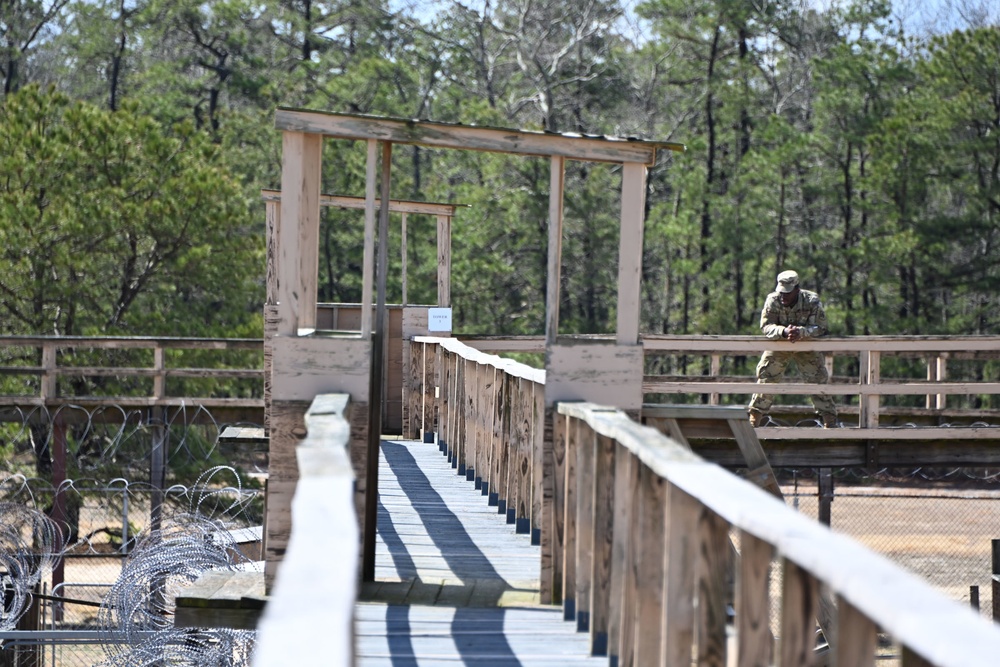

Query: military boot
left=748, top=410, right=765, bottom=428
left=821, top=413, right=839, bottom=428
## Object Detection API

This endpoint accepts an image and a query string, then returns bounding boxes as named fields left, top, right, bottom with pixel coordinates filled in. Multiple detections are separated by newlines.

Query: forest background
left=2, top=0, right=1000, bottom=346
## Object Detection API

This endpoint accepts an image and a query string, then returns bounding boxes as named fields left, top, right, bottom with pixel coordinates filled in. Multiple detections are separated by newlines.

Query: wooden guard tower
left=265, top=108, right=684, bottom=588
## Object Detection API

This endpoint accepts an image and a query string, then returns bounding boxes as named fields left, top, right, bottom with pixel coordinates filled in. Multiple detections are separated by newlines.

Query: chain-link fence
left=767, top=467, right=1000, bottom=665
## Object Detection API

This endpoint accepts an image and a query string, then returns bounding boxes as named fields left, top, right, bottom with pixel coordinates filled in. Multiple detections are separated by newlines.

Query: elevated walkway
left=356, top=438, right=604, bottom=665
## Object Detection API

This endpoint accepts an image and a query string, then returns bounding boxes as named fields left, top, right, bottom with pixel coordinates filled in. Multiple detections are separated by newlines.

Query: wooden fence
left=0, top=336, right=263, bottom=419
left=407, top=335, right=547, bottom=542
left=462, top=334, right=1000, bottom=430
left=410, top=335, right=1000, bottom=667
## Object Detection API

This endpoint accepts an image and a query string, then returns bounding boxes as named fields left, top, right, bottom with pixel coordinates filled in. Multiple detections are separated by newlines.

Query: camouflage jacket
left=759, top=289, right=829, bottom=340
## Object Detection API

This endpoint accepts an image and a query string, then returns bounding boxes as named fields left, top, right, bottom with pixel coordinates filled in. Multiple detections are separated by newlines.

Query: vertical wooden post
left=40, top=342, right=56, bottom=401
left=153, top=346, right=166, bottom=402
left=563, top=415, right=579, bottom=620
left=361, top=139, right=377, bottom=338
left=531, top=381, right=546, bottom=546
left=362, top=141, right=392, bottom=582
left=606, top=444, right=632, bottom=663
left=575, top=423, right=596, bottom=632
left=859, top=350, right=880, bottom=429
left=437, top=214, right=451, bottom=307
left=780, top=559, right=819, bottom=667
left=617, top=162, right=646, bottom=346
left=709, top=354, right=721, bottom=405
left=547, top=410, right=567, bottom=604
left=590, top=433, right=615, bottom=656
left=277, top=131, right=321, bottom=334
left=661, top=484, right=698, bottom=667
left=545, top=156, right=565, bottom=346
left=696, top=507, right=730, bottom=666
left=971, top=585, right=980, bottom=612
left=400, top=212, right=408, bottom=305
left=635, top=465, right=667, bottom=665
left=936, top=353, right=947, bottom=411
left=901, top=647, right=934, bottom=666
left=263, top=200, right=279, bottom=439
left=736, top=531, right=773, bottom=667
left=617, top=448, right=641, bottom=667
left=835, top=596, right=876, bottom=667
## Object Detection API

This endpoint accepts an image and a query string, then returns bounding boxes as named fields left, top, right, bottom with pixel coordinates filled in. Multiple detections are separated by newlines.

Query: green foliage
left=0, top=85, right=263, bottom=338
left=2, top=0, right=1000, bottom=350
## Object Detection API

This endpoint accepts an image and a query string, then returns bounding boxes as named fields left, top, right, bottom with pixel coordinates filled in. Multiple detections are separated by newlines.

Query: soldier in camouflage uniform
left=748, top=270, right=839, bottom=428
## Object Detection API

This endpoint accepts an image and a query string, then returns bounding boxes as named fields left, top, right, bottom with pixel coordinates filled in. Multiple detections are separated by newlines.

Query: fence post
left=818, top=469, right=833, bottom=527
left=859, top=350, right=880, bottom=429
left=992, top=539, right=1000, bottom=623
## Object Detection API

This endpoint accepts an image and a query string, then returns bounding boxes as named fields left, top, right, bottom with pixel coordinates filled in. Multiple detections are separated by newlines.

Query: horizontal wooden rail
left=253, top=394, right=357, bottom=666
left=557, top=401, right=1000, bottom=666
left=0, top=336, right=264, bottom=412
left=460, top=333, right=1000, bottom=429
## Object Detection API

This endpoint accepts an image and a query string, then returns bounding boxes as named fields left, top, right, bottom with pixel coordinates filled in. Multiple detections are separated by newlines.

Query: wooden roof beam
left=260, top=189, right=463, bottom=217
left=275, top=108, right=685, bottom=166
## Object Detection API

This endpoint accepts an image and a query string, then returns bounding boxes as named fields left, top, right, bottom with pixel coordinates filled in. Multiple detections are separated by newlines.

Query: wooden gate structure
left=264, top=108, right=684, bottom=587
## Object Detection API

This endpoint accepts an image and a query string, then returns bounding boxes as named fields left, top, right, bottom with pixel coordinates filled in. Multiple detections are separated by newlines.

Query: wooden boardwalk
left=357, top=438, right=605, bottom=666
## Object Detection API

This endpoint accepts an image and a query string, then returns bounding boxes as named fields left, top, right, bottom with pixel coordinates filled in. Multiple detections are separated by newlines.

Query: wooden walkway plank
left=358, top=437, right=607, bottom=666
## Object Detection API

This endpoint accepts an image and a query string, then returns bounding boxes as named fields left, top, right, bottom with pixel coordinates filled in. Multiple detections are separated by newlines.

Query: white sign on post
left=428, top=308, right=453, bottom=332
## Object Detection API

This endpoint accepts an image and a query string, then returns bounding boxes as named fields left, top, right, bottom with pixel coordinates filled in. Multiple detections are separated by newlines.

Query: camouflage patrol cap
left=776, top=270, right=799, bottom=293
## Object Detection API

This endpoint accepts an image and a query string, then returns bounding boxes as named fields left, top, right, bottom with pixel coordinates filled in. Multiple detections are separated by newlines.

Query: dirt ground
left=780, top=483, right=1000, bottom=664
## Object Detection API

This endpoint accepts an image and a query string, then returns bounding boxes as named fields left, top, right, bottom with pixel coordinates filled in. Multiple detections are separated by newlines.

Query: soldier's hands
left=785, top=325, right=803, bottom=342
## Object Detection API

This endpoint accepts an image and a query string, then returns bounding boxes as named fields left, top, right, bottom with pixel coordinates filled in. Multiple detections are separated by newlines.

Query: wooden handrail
left=458, top=334, right=1000, bottom=429
left=558, top=401, right=1000, bottom=666
left=0, top=336, right=264, bottom=408
left=253, top=394, right=357, bottom=666
left=410, top=334, right=1000, bottom=666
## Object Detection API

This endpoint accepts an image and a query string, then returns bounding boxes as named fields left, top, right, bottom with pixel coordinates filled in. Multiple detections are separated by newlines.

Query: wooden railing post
left=859, top=350, right=881, bottom=429
left=779, top=559, right=820, bottom=667
left=590, top=433, right=615, bottom=655
left=634, top=463, right=668, bottom=664
left=710, top=354, right=721, bottom=405
left=736, top=531, right=774, bottom=666
left=836, top=596, right=877, bottom=667
left=531, top=380, right=546, bottom=546
left=606, top=443, right=633, bottom=663
left=40, top=341, right=56, bottom=401
left=696, top=506, right=731, bottom=665
left=563, top=415, right=580, bottom=620
left=926, top=353, right=948, bottom=411
left=575, top=421, right=596, bottom=633
left=153, top=345, right=166, bottom=401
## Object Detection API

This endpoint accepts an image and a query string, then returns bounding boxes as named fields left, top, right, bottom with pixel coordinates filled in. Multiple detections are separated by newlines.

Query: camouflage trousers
left=747, top=350, right=838, bottom=417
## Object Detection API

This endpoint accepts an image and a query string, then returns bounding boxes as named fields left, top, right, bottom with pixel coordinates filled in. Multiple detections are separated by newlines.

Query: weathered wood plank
left=780, top=559, right=819, bottom=667
left=616, top=163, right=646, bottom=345
left=634, top=464, right=667, bottom=664
left=736, top=530, right=773, bottom=667
left=696, top=507, right=730, bottom=667
left=574, top=422, right=595, bottom=633
left=274, top=108, right=677, bottom=165
left=835, top=596, right=876, bottom=667
left=562, top=414, right=579, bottom=620
left=661, top=483, right=698, bottom=667
left=589, top=434, right=615, bottom=656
